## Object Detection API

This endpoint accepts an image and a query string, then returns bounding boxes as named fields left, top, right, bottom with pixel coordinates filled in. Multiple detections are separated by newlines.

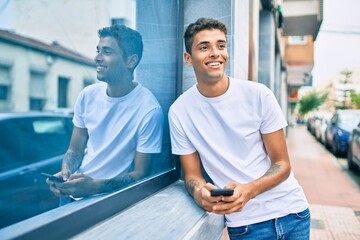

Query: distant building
left=0, top=30, right=96, bottom=111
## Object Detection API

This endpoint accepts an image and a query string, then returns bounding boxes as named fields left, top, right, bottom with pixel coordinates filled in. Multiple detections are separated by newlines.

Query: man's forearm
left=101, top=174, right=137, bottom=193
left=250, top=162, right=290, bottom=198
left=185, top=179, right=203, bottom=197
left=62, top=151, right=83, bottom=173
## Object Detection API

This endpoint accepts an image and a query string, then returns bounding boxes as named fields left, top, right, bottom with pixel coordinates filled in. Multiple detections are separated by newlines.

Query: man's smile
left=96, top=65, right=107, bottom=72
left=205, top=61, right=223, bottom=68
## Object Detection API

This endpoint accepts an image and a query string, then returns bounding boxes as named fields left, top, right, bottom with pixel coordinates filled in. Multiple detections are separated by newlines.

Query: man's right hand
left=194, top=183, right=224, bottom=212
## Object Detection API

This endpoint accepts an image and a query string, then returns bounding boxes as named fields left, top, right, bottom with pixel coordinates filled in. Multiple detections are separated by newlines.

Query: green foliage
left=350, top=90, right=360, bottom=109
left=298, top=91, right=328, bottom=115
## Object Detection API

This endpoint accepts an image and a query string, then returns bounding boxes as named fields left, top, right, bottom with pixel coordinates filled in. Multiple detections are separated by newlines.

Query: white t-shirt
left=73, top=82, right=163, bottom=179
left=169, top=77, right=308, bottom=227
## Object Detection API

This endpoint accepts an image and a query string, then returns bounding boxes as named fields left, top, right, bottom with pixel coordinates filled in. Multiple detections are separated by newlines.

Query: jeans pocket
left=295, top=208, right=310, bottom=219
left=227, top=226, right=249, bottom=237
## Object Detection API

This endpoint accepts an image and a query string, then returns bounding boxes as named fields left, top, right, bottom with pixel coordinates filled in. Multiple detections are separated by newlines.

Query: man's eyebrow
left=195, top=39, right=227, bottom=47
left=195, top=41, right=210, bottom=47
left=96, top=46, right=114, bottom=51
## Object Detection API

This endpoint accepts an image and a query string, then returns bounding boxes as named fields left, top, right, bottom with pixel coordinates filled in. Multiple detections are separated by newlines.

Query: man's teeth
left=208, top=62, right=220, bottom=67
left=97, top=66, right=105, bottom=71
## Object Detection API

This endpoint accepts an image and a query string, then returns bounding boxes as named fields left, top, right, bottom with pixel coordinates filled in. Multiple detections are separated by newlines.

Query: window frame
left=0, top=1, right=184, bottom=238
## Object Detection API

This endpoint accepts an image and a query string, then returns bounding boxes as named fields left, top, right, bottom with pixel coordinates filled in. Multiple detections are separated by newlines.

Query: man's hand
left=47, top=173, right=102, bottom=198
left=194, top=183, right=226, bottom=212
left=211, top=182, right=255, bottom=214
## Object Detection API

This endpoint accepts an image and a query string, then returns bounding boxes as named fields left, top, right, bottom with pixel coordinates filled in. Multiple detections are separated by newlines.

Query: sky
left=312, top=0, right=360, bottom=86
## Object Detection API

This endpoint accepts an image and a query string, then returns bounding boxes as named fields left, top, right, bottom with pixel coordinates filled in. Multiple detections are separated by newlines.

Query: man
left=47, top=25, right=163, bottom=203
left=169, top=18, right=310, bottom=239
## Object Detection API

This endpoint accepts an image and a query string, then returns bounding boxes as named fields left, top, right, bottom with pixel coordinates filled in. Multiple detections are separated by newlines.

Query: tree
left=298, top=91, right=328, bottom=115
left=350, top=90, right=360, bottom=109
left=339, top=69, right=353, bottom=109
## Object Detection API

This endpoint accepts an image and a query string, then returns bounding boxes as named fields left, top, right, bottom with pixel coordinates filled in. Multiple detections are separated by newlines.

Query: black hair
left=98, top=24, right=143, bottom=69
left=184, top=18, right=228, bottom=54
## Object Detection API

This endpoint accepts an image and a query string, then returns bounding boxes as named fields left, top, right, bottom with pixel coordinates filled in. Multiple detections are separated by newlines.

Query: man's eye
left=199, top=46, right=208, bottom=51
left=219, top=44, right=226, bottom=49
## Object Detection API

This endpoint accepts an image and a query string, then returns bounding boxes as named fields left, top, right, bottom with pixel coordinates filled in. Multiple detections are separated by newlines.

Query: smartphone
left=210, top=188, right=234, bottom=197
left=40, top=172, right=65, bottom=183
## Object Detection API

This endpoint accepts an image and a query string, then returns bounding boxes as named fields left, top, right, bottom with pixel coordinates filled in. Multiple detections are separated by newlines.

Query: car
left=0, top=112, right=73, bottom=228
left=325, top=110, right=360, bottom=156
left=348, top=121, right=360, bottom=171
left=314, top=114, right=332, bottom=144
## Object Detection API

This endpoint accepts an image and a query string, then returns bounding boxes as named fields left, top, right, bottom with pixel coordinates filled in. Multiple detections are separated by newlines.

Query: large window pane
left=0, top=0, right=179, bottom=228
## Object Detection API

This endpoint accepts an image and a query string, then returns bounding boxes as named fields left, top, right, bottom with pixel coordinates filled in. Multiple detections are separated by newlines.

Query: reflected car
left=348, top=121, right=360, bottom=171
left=0, top=112, right=73, bottom=228
left=325, top=110, right=360, bottom=156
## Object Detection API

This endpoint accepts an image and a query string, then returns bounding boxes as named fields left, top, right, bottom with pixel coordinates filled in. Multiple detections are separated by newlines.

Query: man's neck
left=196, top=76, right=229, bottom=98
left=106, top=81, right=137, bottom=98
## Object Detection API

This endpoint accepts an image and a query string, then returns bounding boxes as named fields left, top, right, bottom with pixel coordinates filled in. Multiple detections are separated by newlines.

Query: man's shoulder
left=81, top=82, right=105, bottom=95
left=170, top=85, right=196, bottom=110
left=230, top=78, right=270, bottom=95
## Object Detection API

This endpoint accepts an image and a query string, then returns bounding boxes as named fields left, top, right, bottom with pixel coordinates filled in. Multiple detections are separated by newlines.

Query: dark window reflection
left=0, top=0, right=178, bottom=228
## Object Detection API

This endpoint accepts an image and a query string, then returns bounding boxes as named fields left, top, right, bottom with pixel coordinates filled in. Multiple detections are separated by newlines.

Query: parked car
left=348, top=121, right=360, bottom=171
left=314, top=114, right=332, bottom=144
left=325, top=110, right=360, bottom=156
left=0, top=112, right=73, bottom=228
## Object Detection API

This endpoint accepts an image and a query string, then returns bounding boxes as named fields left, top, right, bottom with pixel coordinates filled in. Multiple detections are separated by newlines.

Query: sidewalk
left=288, top=125, right=360, bottom=240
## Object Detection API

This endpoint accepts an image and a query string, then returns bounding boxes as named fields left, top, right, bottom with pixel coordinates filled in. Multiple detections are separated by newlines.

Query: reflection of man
left=169, top=18, right=309, bottom=239
left=47, top=25, right=163, bottom=204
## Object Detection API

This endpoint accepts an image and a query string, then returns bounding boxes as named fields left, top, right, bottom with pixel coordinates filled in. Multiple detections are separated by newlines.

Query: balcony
left=282, top=0, right=323, bottom=87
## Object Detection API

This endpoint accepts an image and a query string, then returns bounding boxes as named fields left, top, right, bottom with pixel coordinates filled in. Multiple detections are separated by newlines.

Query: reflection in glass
left=0, top=0, right=178, bottom=228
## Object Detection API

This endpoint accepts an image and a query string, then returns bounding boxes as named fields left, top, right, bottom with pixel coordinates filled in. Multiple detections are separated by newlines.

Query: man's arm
left=180, top=151, right=222, bottom=212
left=61, top=126, right=88, bottom=178
left=252, top=128, right=291, bottom=194
left=48, top=126, right=88, bottom=196
left=101, top=151, right=153, bottom=192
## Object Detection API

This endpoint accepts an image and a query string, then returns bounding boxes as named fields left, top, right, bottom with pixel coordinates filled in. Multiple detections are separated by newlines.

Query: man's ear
left=126, top=54, right=139, bottom=69
left=184, top=52, right=193, bottom=66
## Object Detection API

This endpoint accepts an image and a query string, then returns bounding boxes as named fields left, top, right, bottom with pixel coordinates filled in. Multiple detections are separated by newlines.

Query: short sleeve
left=260, top=87, right=288, bottom=134
left=72, top=90, right=86, bottom=129
left=136, top=106, right=164, bottom=153
left=168, top=107, right=196, bottom=155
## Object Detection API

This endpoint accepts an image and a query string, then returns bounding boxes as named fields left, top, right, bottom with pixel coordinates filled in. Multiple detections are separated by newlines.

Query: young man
left=169, top=18, right=310, bottom=239
left=47, top=25, right=163, bottom=203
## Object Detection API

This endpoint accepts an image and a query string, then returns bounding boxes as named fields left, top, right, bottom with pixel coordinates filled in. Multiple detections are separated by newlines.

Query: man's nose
left=209, top=47, right=220, bottom=58
left=94, top=52, right=103, bottom=62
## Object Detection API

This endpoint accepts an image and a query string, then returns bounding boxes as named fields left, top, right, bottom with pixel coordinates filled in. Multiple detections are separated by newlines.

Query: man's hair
left=184, top=18, right=228, bottom=55
left=98, top=24, right=143, bottom=69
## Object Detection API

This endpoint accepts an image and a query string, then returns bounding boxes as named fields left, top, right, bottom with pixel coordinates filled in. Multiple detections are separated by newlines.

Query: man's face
left=184, top=29, right=228, bottom=83
left=94, top=36, right=129, bottom=83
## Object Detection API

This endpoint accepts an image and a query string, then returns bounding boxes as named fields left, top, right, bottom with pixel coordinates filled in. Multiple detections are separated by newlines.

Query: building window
left=288, top=35, right=308, bottom=45
left=111, top=18, right=127, bottom=26
left=0, top=65, right=11, bottom=101
left=83, top=78, right=95, bottom=88
left=30, top=71, right=46, bottom=111
left=58, top=76, right=69, bottom=108
left=0, top=85, right=9, bottom=100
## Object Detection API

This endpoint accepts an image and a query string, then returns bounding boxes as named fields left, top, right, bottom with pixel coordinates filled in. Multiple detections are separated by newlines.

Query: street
left=336, top=157, right=360, bottom=188
left=287, top=125, right=360, bottom=239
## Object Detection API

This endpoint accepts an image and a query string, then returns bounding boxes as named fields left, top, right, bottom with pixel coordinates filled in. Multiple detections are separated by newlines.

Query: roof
left=0, top=29, right=94, bottom=66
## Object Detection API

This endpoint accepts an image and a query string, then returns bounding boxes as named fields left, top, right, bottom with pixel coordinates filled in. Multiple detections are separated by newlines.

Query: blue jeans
left=227, top=208, right=310, bottom=240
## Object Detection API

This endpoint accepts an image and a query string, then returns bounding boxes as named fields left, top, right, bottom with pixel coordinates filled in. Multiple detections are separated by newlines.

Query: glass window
left=0, top=0, right=180, bottom=229
left=288, top=35, right=308, bottom=45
